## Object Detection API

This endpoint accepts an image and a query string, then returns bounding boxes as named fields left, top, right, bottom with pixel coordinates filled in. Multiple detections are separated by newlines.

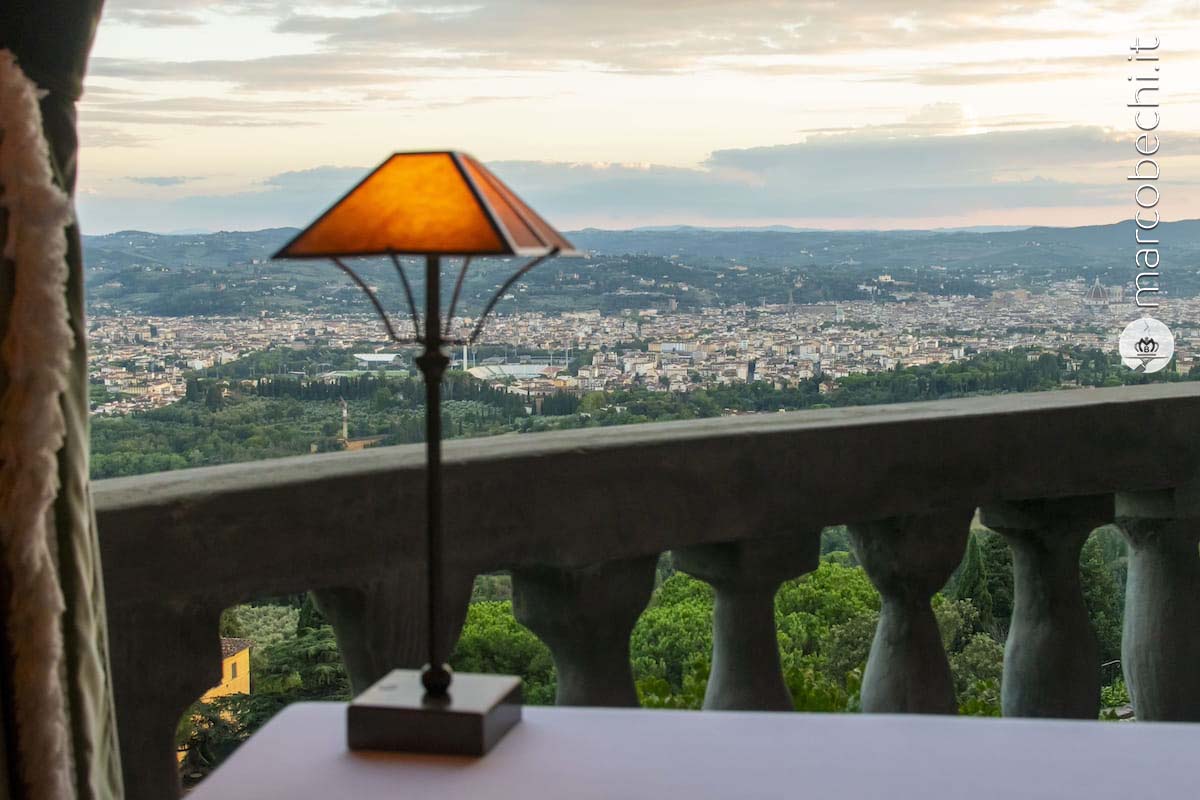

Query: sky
left=77, top=1, right=1200, bottom=234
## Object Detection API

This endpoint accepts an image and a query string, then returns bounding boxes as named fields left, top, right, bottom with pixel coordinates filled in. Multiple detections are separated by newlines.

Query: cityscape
left=90, top=275, right=1197, bottom=417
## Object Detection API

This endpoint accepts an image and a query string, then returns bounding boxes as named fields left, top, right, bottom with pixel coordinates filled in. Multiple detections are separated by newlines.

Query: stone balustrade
left=93, top=383, right=1200, bottom=800
left=1114, top=485, right=1200, bottom=719
left=850, top=509, right=973, bottom=714
left=979, top=496, right=1110, bottom=719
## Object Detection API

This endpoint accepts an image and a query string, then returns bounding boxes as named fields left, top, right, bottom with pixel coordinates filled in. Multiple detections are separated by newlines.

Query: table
left=189, top=702, right=1197, bottom=799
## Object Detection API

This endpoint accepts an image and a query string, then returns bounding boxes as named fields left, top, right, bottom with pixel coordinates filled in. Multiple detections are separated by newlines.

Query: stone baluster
left=980, top=496, right=1110, bottom=719
left=673, top=531, right=820, bottom=711
left=313, top=564, right=477, bottom=693
left=849, top=509, right=973, bottom=714
left=1115, top=485, right=1200, bottom=720
left=108, top=601, right=225, bottom=800
left=512, top=556, right=657, bottom=706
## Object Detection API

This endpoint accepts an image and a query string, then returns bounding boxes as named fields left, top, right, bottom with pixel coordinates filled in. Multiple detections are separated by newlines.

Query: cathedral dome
left=1085, top=277, right=1109, bottom=304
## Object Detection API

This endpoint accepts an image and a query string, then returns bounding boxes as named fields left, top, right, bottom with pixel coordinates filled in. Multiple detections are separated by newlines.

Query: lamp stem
left=416, top=254, right=451, bottom=697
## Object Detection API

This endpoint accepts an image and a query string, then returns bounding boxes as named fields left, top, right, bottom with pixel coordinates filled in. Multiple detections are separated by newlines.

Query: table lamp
left=273, top=151, right=577, bottom=755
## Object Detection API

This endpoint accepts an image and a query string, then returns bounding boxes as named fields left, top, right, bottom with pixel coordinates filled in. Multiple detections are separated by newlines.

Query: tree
left=948, top=532, right=994, bottom=632
left=977, top=530, right=1014, bottom=635
left=1080, top=531, right=1124, bottom=665
left=579, top=392, right=607, bottom=413
left=933, top=596, right=981, bottom=655
left=176, top=698, right=243, bottom=786
left=470, top=574, right=513, bottom=602
left=371, top=386, right=392, bottom=411
left=949, top=632, right=1004, bottom=698
left=776, top=561, right=880, bottom=657
left=251, top=624, right=349, bottom=699
left=204, top=383, right=225, bottom=411
left=452, top=601, right=556, bottom=704
left=296, top=593, right=327, bottom=633
left=630, top=575, right=714, bottom=706
left=819, top=525, right=853, bottom=559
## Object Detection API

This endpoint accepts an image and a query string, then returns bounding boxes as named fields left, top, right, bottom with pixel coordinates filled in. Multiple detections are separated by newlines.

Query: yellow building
left=204, top=637, right=252, bottom=700
left=179, top=638, right=252, bottom=764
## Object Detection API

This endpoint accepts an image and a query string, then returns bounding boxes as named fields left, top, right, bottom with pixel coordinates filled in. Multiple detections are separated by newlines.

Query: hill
left=82, top=220, right=1200, bottom=316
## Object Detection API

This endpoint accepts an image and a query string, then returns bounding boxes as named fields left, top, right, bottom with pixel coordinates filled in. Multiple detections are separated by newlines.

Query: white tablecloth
left=189, top=702, right=1196, bottom=799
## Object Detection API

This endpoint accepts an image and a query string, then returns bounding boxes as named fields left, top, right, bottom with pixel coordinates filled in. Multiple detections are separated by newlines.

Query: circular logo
left=1119, top=317, right=1174, bottom=373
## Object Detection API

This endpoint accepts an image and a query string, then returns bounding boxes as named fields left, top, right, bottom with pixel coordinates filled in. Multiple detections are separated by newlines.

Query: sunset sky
left=77, top=1, right=1200, bottom=234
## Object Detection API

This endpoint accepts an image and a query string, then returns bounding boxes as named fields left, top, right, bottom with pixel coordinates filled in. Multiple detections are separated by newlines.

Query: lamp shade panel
left=274, top=151, right=577, bottom=259
left=461, top=154, right=579, bottom=256
left=458, top=155, right=545, bottom=253
left=276, top=152, right=506, bottom=258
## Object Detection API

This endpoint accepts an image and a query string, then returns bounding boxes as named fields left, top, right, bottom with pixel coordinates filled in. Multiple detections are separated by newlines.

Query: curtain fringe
left=0, top=48, right=78, bottom=800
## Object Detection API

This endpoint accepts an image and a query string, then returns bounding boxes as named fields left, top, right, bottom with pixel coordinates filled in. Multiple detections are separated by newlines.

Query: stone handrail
left=94, top=383, right=1200, bottom=799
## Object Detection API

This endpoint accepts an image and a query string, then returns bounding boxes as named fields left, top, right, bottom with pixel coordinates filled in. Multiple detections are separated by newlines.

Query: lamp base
left=348, top=669, right=522, bottom=756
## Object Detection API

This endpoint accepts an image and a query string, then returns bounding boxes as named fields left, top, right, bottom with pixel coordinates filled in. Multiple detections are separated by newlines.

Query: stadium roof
left=468, top=364, right=562, bottom=380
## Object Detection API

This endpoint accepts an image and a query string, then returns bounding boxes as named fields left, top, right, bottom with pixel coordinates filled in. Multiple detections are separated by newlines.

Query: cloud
left=78, top=166, right=372, bottom=234
left=88, top=53, right=412, bottom=92
left=82, top=108, right=320, bottom=127
left=260, top=166, right=369, bottom=194
left=117, top=10, right=204, bottom=27
left=128, top=176, right=201, bottom=186
left=80, top=90, right=357, bottom=128
left=80, top=73, right=524, bottom=135
left=269, top=1, right=1083, bottom=72
left=485, top=126, right=1180, bottom=223
left=90, top=0, right=1197, bottom=93
left=103, top=0, right=281, bottom=22
left=77, top=125, right=1200, bottom=234
left=78, top=126, right=149, bottom=148
left=267, top=1, right=1196, bottom=75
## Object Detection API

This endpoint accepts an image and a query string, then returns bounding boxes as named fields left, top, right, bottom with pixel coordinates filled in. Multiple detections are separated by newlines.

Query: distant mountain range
left=607, top=223, right=1030, bottom=234
left=564, top=219, right=1200, bottom=265
left=81, top=219, right=1199, bottom=317
left=87, top=218, right=1200, bottom=264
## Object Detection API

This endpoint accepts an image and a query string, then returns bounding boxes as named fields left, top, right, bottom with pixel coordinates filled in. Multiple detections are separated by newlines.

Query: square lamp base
left=348, top=669, right=522, bottom=756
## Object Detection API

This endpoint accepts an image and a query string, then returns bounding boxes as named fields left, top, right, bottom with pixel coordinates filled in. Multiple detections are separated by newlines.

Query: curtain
left=0, top=2, right=122, bottom=798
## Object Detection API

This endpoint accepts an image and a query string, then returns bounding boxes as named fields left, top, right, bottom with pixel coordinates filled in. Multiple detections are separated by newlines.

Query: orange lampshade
left=274, top=151, right=577, bottom=259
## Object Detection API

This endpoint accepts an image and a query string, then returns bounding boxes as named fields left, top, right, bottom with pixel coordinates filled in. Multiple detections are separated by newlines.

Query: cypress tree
left=949, top=532, right=994, bottom=631
left=204, top=383, right=225, bottom=411
left=297, top=593, right=327, bottom=633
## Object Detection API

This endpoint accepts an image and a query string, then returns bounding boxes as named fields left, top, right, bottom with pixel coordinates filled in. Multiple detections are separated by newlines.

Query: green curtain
left=0, top=2, right=122, bottom=798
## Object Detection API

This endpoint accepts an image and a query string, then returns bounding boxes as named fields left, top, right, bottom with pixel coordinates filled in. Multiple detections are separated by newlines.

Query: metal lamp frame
left=332, top=249, right=558, bottom=695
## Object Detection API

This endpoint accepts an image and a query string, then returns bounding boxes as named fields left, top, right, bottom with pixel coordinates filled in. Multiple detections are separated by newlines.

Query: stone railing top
left=95, top=383, right=1200, bottom=608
